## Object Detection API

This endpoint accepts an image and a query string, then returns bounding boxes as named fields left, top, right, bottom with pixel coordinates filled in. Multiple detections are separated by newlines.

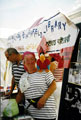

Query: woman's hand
left=37, top=80, right=56, bottom=109
left=37, top=96, right=47, bottom=109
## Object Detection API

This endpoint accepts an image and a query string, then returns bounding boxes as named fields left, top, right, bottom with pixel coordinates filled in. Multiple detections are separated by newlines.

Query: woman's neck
left=28, top=68, right=37, bottom=74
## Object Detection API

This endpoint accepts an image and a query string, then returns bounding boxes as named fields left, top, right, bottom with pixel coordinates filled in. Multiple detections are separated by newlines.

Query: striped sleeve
left=45, top=71, right=55, bottom=86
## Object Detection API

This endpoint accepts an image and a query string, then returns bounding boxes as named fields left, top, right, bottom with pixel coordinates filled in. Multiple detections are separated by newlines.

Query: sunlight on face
left=24, top=54, right=36, bottom=71
left=24, top=54, right=35, bottom=64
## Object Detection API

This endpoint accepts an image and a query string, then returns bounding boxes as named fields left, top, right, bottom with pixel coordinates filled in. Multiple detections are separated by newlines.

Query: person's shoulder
left=20, top=72, right=28, bottom=83
left=21, top=72, right=28, bottom=78
left=12, top=62, right=17, bottom=67
left=44, top=70, right=52, bottom=74
left=44, top=71, right=55, bottom=79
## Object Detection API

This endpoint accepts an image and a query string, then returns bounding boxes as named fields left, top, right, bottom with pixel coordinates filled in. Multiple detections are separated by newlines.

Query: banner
left=7, top=12, right=79, bottom=52
left=1, top=12, right=79, bottom=88
left=6, top=12, right=79, bottom=83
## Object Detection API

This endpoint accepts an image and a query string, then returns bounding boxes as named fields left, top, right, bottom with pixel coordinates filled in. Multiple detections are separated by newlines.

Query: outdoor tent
left=0, top=11, right=79, bottom=118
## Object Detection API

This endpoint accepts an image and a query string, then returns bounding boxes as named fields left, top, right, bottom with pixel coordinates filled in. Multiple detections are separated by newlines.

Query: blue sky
left=0, top=0, right=81, bottom=38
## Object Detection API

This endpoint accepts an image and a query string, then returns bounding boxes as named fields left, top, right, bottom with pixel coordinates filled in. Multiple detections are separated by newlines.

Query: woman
left=16, top=51, right=57, bottom=120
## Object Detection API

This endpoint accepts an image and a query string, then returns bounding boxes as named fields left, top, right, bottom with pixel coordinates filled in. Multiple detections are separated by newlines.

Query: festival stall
left=0, top=12, right=79, bottom=118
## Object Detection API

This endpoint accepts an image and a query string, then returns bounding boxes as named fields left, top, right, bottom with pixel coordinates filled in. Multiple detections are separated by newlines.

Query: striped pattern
left=12, top=61, right=25, bottom=86
left=53, top=68, right=64, bottom=82
left=20, top=71, right=56, bottom=119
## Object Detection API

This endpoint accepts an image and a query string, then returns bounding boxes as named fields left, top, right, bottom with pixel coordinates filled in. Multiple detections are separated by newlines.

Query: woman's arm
left=37, top=80, right=56, bottom=109
left=16, top=89, right=24, bottom=104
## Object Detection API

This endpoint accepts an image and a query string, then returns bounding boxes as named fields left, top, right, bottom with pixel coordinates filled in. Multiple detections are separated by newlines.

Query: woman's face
left=24, top=54, right=36, bottom=71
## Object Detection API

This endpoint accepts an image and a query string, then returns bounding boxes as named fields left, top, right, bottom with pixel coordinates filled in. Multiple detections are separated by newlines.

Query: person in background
left=70, top=88, right=81, bottom=120
left=16, top=51, right=57, bottom=120
left=4, top=48, right=26, bottom=96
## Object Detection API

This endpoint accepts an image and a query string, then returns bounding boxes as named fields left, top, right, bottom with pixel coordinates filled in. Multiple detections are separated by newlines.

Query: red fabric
left=29, top=17, right=43, bottom=29
left=37, top=59, right=50, bottom=69
left=50, top=46, right=74, bottom=68
left=23, top=51, right=35, bottom=71
left=37, top=36, right=49, bottom=57
left=53, top=68, right=64, bottom=81
left=62, top=46, right=74, bottom=68
left=23, top=51, right=35, bottom=59
left=50, top=53, right=64, bottom=68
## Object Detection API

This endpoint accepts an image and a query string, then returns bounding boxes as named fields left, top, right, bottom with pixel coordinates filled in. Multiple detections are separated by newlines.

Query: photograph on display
left=68, top=63, right=81, bottom=85
left=64, top=83, right=81, bottom=120
left=63, top=63, right=81, bottom=120
left=58, top=69, right=81, bottom=120
left=77, top=38, right=81, bottom=62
